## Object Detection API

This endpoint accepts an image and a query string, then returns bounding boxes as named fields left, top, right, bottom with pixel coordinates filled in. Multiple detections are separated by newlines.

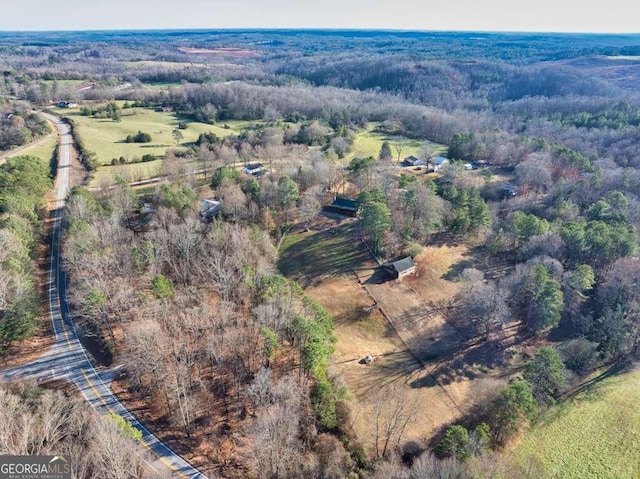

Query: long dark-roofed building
left=325, top=196, right=361, bottom=217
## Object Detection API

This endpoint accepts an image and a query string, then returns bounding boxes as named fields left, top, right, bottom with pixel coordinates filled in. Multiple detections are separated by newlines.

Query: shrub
left=211, top=166, right=239, bottom=187
left=106, top=414, right=143, bottom=441
left=523, top=347, right=565, bottom=407
left=125, top=131, right=152, bottom=143
left=196, top=132, right=219, bottom=146
left=403, top=243, right=423, bottom=259
left=151, top=274, right=174, bottom=299
left=436, top=425, right=471, bottom=461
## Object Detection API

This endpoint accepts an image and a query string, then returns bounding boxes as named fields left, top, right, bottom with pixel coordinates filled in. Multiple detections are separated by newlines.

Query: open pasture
left=513, top=365, right=640, bottom=479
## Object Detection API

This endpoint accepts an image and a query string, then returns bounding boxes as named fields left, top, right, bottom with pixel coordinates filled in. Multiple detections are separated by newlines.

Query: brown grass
left=408, top=244, right=467, bottom=303
left=303, top=235, right=514, bottom=453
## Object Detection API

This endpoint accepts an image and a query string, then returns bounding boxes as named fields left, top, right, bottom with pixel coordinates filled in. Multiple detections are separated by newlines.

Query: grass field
left=50, top=103, right=261, bottom=185
left=42, top=79, right=86, bottom=87
left=606, top=55, right=640, bottom=60
left=278, top=220, right=373, bottom=287
left=346, top=123, right=447, bottom=163
left=127, top=60, right=209, bottom=68
left=6, top=135, right=57, bottom=164
left=89, top=160, right=166, bottom=186
left=513, top=365, right=640, bottom=479
left=140, top=82, right=184, bottom=90
left=54, top=105, right=246, bottom=165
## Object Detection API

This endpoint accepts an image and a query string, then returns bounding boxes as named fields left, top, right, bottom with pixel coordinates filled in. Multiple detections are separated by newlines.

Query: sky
left=1, top=0, right=638, bottom=33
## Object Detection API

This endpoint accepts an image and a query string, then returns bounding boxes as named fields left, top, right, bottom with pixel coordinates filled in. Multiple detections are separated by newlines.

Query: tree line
left=0, top=155, right=52, bottom=355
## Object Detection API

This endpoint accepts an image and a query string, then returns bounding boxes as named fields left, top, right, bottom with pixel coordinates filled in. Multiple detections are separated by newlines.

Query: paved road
left=0, top=115, right=208, bottom=479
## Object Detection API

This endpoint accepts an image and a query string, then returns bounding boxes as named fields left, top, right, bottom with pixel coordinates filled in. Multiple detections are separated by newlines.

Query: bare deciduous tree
left=371, top=383, right=418, bottom=459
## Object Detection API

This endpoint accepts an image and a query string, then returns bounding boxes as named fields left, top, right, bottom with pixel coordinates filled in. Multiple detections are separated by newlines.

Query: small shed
left=242, top=163, right=265, bottom=175
left=325, top=196, right=361, bottom=217
left=383, top=257, right=416, bottom=280
left=56, top=101, right=77, bottom=108
left=200, top=198, right=222, bottom=220
left=404, top=155, right=426, bottom=167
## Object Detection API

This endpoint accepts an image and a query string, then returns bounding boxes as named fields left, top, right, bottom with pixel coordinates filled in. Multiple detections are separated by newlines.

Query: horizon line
left=0, top=27, right=639, bottom=36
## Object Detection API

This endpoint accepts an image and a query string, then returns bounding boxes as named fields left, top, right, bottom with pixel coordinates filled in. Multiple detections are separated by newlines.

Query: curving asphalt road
left=0, top=114, right=208, bottom=479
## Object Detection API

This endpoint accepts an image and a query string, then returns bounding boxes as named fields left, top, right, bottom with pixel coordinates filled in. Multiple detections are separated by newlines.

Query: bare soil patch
left=310, top=276, right=459, bottom=444
left=178, top=47, right=260, bottom=57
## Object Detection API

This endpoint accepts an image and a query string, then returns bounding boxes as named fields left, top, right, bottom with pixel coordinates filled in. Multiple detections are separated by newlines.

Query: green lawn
left=278, top=222, right=371, bottom=284
left=6, top=135, right=57, bottom=164
left=513, top=366, right=640, bottom=479
left=50, top=103, right=262, bottom=184
left=345, top=123, right=447, bottom=163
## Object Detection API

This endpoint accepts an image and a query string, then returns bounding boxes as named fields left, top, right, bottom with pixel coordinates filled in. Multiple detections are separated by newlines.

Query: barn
left=325, top=197, right=361, bottom=217
left=383, top=257, right=416, bottom=280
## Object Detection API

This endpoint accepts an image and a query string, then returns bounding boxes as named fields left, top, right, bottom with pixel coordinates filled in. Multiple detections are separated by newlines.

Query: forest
left=1, top=29, right=640, bottom=479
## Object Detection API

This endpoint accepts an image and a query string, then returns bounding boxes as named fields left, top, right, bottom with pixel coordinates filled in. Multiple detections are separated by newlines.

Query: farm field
left=346, top=122, right=447, bottom=163
left=140, top=82, right=184, bottom=90
left=513, top=365, right=640, bottom=479
left=52, top=103, right=262, bottom=185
